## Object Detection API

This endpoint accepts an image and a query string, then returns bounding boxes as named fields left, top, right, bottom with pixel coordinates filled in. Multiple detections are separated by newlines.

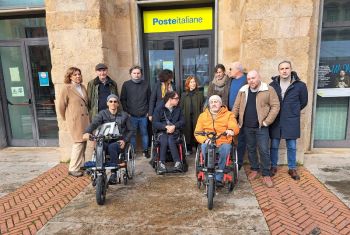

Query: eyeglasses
left=108, top=100, right=118, bottom=103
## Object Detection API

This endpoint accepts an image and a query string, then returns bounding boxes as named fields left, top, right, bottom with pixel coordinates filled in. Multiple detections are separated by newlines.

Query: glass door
left=0, top=41, right=58, bottom=146
left=180, top=35, right=212, bottom=96
left=146, top=39, right=176, bottom=89
left=0, top=43, right=35, bottom=146
left=27, top=42, right=58, bottom=144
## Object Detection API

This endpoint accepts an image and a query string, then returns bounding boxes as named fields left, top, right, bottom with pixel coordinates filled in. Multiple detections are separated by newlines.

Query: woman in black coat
left=180, top=76, right=204, bottom=154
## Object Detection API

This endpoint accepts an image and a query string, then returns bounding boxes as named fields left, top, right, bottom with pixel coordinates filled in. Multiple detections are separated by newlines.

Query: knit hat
left=106, top=94, right=119, bottom=102
left=208, top=95, right=222, bottom=104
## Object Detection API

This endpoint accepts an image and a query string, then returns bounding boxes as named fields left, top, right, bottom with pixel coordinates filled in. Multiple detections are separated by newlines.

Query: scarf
left=212, top=74, right=227, bottom=87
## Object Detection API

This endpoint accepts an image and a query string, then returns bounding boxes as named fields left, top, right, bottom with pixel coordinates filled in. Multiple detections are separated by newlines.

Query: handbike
left=194, top=131, right=238, bottom=210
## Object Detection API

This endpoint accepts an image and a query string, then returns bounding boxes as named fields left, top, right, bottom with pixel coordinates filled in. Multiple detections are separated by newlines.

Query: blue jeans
left=270, top=138, right=297, bottom=169
left=237, top=130, right=246, bottom=167
left=201, top=143, right=231, bottom=182
left=130, top=116, right=149, bottom=151
left=244, top=127, right=271, bottom=176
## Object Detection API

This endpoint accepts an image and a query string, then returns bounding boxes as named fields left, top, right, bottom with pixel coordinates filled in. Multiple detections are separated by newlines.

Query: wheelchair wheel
left=126, top=145, right=135, bottom=179
left=207, top=177, right=215, bottom=210
left=227, top=148, right=239, bottom=192
left=96, top=174, right=107, bottom=205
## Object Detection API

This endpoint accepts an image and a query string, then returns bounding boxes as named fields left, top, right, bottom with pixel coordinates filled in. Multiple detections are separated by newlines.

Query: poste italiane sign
left=143, top=7, right=213, bottom=33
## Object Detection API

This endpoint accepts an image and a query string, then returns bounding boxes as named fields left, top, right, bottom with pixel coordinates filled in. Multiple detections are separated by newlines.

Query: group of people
left=58, top=60, right=308, bottom=188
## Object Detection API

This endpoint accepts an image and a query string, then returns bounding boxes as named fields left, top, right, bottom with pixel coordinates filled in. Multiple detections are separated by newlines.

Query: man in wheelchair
left=152, top=91, right=185, bottom=173
left=83, top=94, right=134, bottom=184
left=195, top=95, right=240, bottom=186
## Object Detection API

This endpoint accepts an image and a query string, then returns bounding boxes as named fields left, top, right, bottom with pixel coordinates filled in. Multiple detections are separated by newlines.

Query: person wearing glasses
left=87, top=63, right=119, bottom=120
left=152, top=91, right=185, bottom=173
left=83, top=94, right=134, bottom=185
left=58, top=67, right=90, bottom=177
left=207, top=64, right=230, bottom=107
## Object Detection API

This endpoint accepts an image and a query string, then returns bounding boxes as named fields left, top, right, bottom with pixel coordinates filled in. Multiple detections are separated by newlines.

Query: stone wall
left=46, top=0, right=104, bottom=161
left=47, top=0, right=321, bottom=163
left=46, top=0, right=138, bottom=161
left=218, top=0, right=320, bottom=164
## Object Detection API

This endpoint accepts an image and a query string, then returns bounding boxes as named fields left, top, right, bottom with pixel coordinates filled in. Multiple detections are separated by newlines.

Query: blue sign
left=38, top=72, right=49, bottom=87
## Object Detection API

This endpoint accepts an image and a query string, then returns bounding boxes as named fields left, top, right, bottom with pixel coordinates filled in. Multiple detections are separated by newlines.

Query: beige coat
left=58, top=84, right=90, bottom=142
left=232, top=82, right=280, bottom=128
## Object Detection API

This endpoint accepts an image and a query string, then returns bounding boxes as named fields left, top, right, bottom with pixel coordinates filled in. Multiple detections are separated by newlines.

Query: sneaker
left=174, top=161, right=182, bottom=170
left=143, top=150, right=150, bottom=158
left=158, top=162, right=166, bottom=173
left=108, top=173, right=117, bottom=185
left=262, top=176, right=274, bottom=188
left=248, top=170, right=259, bottom=180
left=68, top=171, right=83, bottom=177
left=288, top=169, right=300, bottom=180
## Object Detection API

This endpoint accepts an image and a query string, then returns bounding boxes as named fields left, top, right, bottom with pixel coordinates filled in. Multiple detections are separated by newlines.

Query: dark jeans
left=107, top=142, right=122, bottom=168
left=244, top=126, right=271, bottom=176
left=130, top=116, right=149, bottom=151
left=237, top=130, right=247, bottom=167
left=158, top=133, right=180, bottom=163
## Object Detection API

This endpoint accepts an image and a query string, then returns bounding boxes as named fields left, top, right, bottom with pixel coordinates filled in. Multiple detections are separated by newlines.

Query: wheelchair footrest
left=83, top=161, right=121, bottom=169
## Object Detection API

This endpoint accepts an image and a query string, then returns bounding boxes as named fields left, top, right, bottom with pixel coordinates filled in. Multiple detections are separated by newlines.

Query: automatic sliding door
left=147, top=39, right=175, bottom=89
left=0, top=45, right=35, bottom=146
left=27, top=44, right=58, bottom=144
left=180, top=36, right=211, bottom=95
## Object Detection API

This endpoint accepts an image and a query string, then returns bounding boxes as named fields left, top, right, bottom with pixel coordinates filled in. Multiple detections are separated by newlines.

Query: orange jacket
left=194, top=106, right=240, bottom=146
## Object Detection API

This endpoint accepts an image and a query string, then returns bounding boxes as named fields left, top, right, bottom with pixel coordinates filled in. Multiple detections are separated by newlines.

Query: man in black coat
left=269, top=61, right=308, bottom=180
left=120, top=66, right=151, bottom=158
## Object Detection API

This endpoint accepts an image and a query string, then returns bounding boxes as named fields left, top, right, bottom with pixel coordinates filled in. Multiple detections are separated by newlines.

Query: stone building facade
left=1, top=0, right=348, bottom=164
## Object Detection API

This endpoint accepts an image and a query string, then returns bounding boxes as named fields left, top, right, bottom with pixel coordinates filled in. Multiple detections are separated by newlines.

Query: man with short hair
left=87, top=63, right=119, bottom=119
left=232, top=70, right=280, bottom=187
left=195, top=95, right=240, bottom=186
left=269, top=61, right=308, bottom=180
left=227, top=61, right=248, bottom=170
left=120, top=65, right=151, bottom=158
left=83, top=94, right=134, bottom=185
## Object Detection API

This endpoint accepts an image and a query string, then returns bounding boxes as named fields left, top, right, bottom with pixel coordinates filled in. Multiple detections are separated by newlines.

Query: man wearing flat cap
left=87, top=63, right=119, bottom=120
left=83, top=94, right=134, bottom=185
left=194, top=95, right=240, bottom=186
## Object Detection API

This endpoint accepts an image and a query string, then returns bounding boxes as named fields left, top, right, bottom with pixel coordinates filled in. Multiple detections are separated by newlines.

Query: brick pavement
left=1, top=163, right=350, bottom=235
left=247, top=166, right=350, bottom=235
left=0, top=164, right=89, bottom=235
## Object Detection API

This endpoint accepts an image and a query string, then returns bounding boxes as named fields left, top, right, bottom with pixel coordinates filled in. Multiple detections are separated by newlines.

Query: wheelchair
left=194, top=131, right=239, bottom=210
left=83, top=122, right=136, bottom=205
left=149, top=131, right=188, bottom=174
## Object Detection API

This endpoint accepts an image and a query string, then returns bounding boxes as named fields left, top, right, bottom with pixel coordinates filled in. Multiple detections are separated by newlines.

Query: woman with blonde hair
left=58, top=67, right=90, bottom=177
left=180, top=76, right=204, bottom=154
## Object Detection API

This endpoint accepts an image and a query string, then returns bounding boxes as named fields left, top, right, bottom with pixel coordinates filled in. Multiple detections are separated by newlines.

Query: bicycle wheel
left=207, top=177, right=215, bottom=210
left=96, top=174, right=106, bottom=205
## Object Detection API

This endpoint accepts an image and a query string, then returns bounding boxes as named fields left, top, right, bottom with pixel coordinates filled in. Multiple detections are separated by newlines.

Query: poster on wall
left=317, top=60, right=350, bottom=97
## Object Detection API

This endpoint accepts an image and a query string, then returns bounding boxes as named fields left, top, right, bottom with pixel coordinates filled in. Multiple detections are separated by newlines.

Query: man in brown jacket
left=232, top=70, right=280, bottom=187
